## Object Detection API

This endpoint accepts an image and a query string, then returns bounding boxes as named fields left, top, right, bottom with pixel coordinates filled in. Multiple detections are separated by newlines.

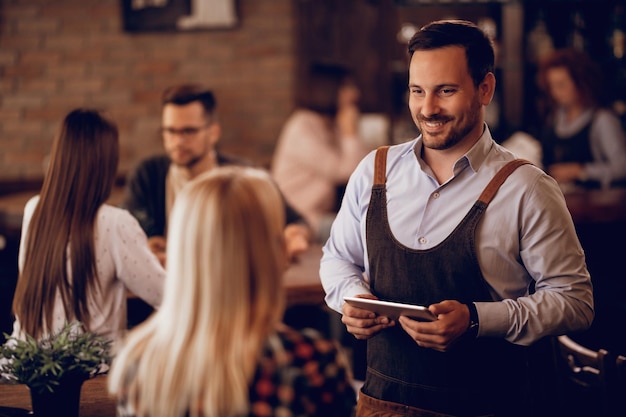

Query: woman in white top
left=536, top=48, right=626, bottom=188
left=11, top=109, right=165, bottom=345
left=271, top=64, right=369, bottom=241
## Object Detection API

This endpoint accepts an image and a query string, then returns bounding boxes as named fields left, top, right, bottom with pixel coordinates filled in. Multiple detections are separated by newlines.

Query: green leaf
left=0, top=321, right=112, bottom=392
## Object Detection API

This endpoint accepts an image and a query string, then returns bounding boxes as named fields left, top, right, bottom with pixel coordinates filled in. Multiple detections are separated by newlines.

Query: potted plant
left=0, top=321, right=112, bottom=417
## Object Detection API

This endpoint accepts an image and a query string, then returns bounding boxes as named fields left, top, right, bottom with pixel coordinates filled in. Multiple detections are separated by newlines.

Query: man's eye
left=181, top=128, right=199, bottom=135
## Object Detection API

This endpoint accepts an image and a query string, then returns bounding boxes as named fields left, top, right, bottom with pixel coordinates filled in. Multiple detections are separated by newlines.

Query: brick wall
left=0, top=0, right=297, bottom=180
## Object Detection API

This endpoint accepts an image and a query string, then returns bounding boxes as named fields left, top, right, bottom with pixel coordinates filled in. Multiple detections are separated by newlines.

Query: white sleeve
left=586, top=110, right=626, bottom=186
left=110, top=209, right=165, bottom=308
left=17, top=196, right=39, bottom=273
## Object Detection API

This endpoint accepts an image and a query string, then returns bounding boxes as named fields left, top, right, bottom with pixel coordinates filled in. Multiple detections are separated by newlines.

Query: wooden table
left=0, top=375, right=116, bottom=416
left=563, top=187, right=626, bottom=224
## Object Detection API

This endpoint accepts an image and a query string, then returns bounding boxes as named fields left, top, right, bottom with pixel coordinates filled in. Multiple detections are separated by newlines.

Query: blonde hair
left=108, top=166, right=287, bottom=417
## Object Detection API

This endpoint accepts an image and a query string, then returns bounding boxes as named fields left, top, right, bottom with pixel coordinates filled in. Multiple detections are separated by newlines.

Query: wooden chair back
left=617, top=355, right=626, bottom=385
left=554, top=335, right=614, bottom=416
left=616, top=355, right=626, bottom=413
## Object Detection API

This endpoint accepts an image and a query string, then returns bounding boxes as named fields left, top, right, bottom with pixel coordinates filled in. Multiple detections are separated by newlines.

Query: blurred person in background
left=123, top=84, right=311, bottom=267
left=271, top=64, right=369, bottom=242
left=109, top=166, right=356, bottom=417
left=536, top=48, right=626, bottom=188
left=11, top=109, right=164, bottom=345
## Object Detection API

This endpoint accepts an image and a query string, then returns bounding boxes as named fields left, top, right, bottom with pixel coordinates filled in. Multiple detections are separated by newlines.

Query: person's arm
left=478, top=173, right=594, bottom=345
left=334, top=103, right=370, bottom=180
left=112, top=210, right=165, bottom=308
left=282, top=111, right=367, bottom=184
left=397, top=171, right=594, bottom=351
left=278, top=185, right=311, bottom=261
left=319, top=152, right=395, bottom=339
left=121, top=157, right=168, bottom=238
left=584, top=109, right=626, bottom=186
left=319, top=154, right=373, bottom=313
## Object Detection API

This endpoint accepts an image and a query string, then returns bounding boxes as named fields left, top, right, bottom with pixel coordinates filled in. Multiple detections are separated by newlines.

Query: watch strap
left=466, top=302, right=479, bottom=338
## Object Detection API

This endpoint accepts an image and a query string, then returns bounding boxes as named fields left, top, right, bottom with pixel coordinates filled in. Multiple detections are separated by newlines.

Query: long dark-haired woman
left=11, top=109, right=165, bottom=344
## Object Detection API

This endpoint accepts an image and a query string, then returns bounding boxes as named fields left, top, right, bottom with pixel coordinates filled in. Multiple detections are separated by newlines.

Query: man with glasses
left=123, top=84, right=311, bottom=266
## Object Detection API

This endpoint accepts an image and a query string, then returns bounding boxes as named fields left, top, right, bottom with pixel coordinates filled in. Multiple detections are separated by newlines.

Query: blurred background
left=1, top=0, right=624, bottom=181
left=1, top=0, right=626, bottom=352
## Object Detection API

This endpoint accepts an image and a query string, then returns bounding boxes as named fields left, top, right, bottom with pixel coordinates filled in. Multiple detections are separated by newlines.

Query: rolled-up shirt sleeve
left=477, top=174, right=594, bottom=345
left=320, top=153, right=374, bottom=313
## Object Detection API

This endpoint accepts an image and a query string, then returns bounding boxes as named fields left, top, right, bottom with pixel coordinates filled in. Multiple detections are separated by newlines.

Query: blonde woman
left=108, top=166, right=356, bottom=417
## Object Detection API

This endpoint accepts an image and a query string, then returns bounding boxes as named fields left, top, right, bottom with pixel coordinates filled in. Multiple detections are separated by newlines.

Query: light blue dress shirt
left=320, top=126, right=594, bottom=346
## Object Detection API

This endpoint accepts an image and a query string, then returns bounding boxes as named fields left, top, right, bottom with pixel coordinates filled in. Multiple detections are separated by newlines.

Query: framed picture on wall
left=121, top=0, right=238, bottom=32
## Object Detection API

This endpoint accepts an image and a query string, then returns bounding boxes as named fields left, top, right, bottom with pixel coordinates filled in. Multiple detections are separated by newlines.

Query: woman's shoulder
left=96, top=204, right=143, bottom=232
left=23, top=194, right=40, bottom=215
left=98, top=203, right=132, bottom=219
left=287, top=109, right=326, bottom=128
left=593, top=107, right=623, bottom=125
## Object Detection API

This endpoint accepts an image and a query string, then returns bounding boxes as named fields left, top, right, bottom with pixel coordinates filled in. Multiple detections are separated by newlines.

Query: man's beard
left=418, top=96, right=482, bottom=151
left=168, top=147, right=207, bottom=169
left=181, top=153, right=204, bottom=169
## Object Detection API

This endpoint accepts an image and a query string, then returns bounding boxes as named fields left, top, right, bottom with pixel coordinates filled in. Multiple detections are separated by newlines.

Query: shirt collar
left=463, top=123, right=494, bottom=173
left=403, top=123, right=494, bottom=174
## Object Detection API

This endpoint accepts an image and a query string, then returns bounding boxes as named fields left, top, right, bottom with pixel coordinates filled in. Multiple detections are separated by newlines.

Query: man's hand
left=147, top=235, right=167, bottom=267
left=284, top=223, right=311, bottom=262
left=398, top=300, right=470, bottom=352
left=336, top=103, right=360, bottom=137
left=341, top=294, right=395, bottom=340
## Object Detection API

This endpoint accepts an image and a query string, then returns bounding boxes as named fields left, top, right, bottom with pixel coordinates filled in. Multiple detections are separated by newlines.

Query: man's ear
left=208, top=122, right=221, bottom=145
left=479, top=72, right=496, bottom=106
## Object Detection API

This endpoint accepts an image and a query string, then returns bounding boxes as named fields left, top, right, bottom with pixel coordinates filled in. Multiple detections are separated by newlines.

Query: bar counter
left=562, top=187, right=626, bottom=224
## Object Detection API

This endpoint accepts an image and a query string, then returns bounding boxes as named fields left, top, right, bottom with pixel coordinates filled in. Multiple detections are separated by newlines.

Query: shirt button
left=418, top=237, right=427, bottom=244
left=432, top=192, right=440, bottom=199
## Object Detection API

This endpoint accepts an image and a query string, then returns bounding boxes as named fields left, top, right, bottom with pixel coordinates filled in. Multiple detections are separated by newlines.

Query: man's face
left=162, top=101, right=219, bottom=168
left=408, top=46, right=492, bottom=152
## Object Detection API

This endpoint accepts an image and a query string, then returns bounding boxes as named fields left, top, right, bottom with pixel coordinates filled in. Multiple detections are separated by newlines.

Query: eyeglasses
left=160, top=124, right=210, bottom=138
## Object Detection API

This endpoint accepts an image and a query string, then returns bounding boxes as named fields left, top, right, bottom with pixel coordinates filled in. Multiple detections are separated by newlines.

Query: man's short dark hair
left=161, top=84, right=216, bottom=117
left=408, top=19, right=495, bottom=87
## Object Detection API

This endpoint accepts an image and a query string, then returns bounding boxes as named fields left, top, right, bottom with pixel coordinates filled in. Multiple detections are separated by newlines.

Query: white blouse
left=12, top=196, right=165, bottom=344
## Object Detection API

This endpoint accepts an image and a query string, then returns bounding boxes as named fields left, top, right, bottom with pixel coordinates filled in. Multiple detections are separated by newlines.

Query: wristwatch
left=466, top=302, right=479, bottom=338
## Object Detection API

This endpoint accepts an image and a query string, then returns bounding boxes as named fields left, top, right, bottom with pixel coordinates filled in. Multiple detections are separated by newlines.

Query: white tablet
left=343, top=297, right=437, bottom=322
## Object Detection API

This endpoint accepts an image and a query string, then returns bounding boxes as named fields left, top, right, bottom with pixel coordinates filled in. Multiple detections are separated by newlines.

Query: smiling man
left=123, top=84, right=311, bottom=266
left=320, top=20, right=593, bottom=416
